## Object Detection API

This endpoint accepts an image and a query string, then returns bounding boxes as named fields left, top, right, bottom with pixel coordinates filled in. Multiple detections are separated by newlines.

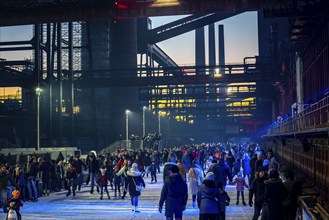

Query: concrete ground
left=0, top=172, right=254, bottom=220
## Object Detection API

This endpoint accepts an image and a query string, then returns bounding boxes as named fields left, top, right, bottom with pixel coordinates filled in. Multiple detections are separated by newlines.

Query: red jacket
left=6, top=197, right=23, bottom=212
left=96, top=175, right=110, bottom=187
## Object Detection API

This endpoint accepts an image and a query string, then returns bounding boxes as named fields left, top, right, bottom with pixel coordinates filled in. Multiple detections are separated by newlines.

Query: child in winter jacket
left=5, top=190, right=24, bottom=220
left=96, top=168, right=111, bottom=200
left=231, top=172, right=249, bottom=205
left=217, top=182, right=230, bottom=220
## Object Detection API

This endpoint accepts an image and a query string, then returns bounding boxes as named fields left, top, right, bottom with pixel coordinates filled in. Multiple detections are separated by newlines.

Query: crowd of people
left=0, top=142, right=302, bottom=220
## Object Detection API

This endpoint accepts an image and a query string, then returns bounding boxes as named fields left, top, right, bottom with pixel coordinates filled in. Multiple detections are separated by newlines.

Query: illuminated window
left=0, top=87, right=22, bottom=103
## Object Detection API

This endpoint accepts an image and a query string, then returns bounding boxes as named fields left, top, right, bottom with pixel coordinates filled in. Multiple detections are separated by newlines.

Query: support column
left=296, top=52, right=303, bottom=113
left=34, top=24, right=40, bottom=150
left=195, top=27, right=205, bottom=74
left=218, top=25, right=225, bottom=72
left=208, top=23, right=216, bottom=69
left=109, top=18, right=139, bottom=147
left=68, top=22, right=75, bottom=147
left=57, top=22, right=63, bottom=148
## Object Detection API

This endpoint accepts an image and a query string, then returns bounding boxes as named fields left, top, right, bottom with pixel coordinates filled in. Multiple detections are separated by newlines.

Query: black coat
left=39, top=161, right=52, bottom=182
left=261, top=179, right=287, bottom=220
left=125, top=170, right=145, bottom=196
left=159, top=174, right=188, bottom=217
left=249, top=176, right=267, bottom=204
left=213, top=160, right=232, bottom=186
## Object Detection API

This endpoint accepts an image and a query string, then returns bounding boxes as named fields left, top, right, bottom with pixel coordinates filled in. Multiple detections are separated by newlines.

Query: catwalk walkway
left=0, top=172, right=254, bottom=220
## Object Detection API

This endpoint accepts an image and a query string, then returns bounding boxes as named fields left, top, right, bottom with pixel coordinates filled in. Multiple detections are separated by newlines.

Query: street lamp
left=35, top=87, right=42, bottom=151
left=142, top=106, right=147, bottom=137
left=158, top=111, right=161, bottom=134
left=125, top=110, right=130, bottom=147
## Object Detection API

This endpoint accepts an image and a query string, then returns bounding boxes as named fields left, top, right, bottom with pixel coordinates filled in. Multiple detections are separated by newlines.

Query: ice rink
left=0, top=172, right=254, bottom=220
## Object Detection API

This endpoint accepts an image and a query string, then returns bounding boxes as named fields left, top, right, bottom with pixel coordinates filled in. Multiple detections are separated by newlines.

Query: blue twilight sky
left=0, top=12, right=258, bottom=65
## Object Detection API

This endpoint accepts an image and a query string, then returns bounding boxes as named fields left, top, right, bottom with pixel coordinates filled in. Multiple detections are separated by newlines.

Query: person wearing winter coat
left=56, top=160, right=66, bottom=190
left=96, top=168, right=111, bottom=200
left=150, top=160, right=157, bottom=183
left=15, top=167, right=26, bottom=202
left=231, top=172, right=249, bottom=205
left=217, top=182, right=230, bottom=220
left=225, top=151, right=235, bottom=171
left=72, top=154, right=86, bottom=191
left=232, top=160, right=241, bottom=177
left=5, top=190, right=23, bottom=220
left=38, top=156, right=52, bottom=196
left=249, top=167, right=267, bottom=220
left=143, top=153, right=152, bottom=178
left=261, top=170, right=287, bottom=220
left=249, top=153, right=257, bottom=185
left=282, top=170, right=302, bottom=220
left=87, top=152, right=100, bottom=194
left=65, top=163, right=77, bottom=197
left=242, top=152, right=251, bottom=181
left=187, top=161, right=204, bottom=208
left=25, top=155, right=39, bottom=202
left=0, top=165, right=16, bottom=207
left=212, top=158, right=232, bottom=190
left=124, top=163, right=145, bottom=213
left=197, top=172, right=221, bottom=220
left=159, top=165, right=188, bottom=220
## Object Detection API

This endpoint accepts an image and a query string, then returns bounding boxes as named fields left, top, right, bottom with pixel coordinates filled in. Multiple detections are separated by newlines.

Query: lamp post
left=125, top=110, right=130, bottom=147
left=158, top=111, right=161, bottom=134
left=35, top=87, right=42, bottom=151
left=143, top=106, right=147, bottom=137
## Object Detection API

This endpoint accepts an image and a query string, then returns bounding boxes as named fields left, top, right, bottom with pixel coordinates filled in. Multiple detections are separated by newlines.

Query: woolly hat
left=205, top=172, right=215, bottom=181
left=12, top=190, right=20, bottom=197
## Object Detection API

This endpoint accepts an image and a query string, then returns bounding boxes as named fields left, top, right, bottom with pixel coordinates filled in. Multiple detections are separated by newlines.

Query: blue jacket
left=159, top=174, right=188, bottom=217
left=197, top=180, right=221, bottom=214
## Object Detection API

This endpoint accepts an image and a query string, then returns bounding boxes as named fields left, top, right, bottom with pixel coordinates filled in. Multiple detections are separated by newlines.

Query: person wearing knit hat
left=5, top=190, right=23, bottom=220
left=196, top=171, right=221, bottom=219
left=124, top=162, right=145, bottom=213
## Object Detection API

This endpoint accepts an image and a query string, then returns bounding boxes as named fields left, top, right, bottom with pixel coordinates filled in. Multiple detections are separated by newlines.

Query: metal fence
left=267, top=96, right=329, bottom=135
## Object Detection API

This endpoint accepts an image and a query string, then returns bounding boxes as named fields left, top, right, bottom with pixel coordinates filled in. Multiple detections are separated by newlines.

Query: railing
left=267, top=95, right=329, bottom=135
left=298, top=194, right=329, bottom=220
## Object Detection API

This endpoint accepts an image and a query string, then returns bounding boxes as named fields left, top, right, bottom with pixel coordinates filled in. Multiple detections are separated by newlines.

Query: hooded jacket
left=159, top=174, right=188, bottom=217
left=197, top=180, right=221, bottom=214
